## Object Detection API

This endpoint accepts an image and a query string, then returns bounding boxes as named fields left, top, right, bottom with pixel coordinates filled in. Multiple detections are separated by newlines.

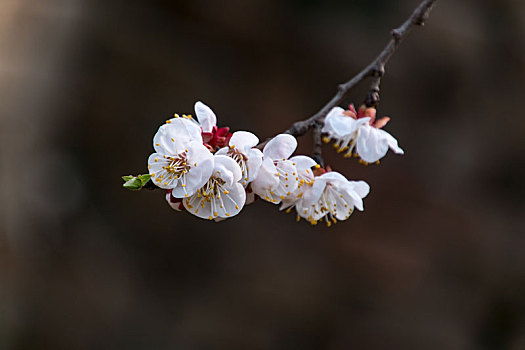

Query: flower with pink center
left=322, top=104, right=404, bottom=163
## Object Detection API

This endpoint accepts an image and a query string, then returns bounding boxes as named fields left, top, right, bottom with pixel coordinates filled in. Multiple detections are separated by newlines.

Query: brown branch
left=258, top=0, right=438, bottom=149
left=311, top=122, right=324, bottom=167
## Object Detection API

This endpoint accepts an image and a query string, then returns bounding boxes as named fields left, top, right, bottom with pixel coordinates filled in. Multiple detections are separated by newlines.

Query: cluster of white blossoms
left=146, top=101, right=403, bottom=226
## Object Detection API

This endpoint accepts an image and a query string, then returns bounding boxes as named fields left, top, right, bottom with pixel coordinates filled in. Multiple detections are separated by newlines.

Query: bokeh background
left=1, top=0, right=524, bottom=349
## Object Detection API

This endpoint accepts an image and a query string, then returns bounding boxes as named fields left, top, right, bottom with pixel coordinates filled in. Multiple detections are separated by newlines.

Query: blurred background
left=1, top=0, right=524, bottom=349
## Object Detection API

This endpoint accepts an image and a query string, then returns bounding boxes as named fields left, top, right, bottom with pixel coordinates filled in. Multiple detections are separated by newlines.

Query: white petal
left=245, top=148, right=263, bottom=182
left=215, top=147, right=228, bottom=156
left=289, top=155, right=317, bottom=171
left=356, top=124, right=389, bottom=163
left=331, top=191, right=352, bottom=220
left=263, top=134, right=297, bottom=160
left=296, top=199, right=325, bottom=221
left=230, top=131, right=259, bottom=152
left=270, top=159, right=299, bottom=202
left=251, top=158, right=279, bottom=198
left=183, top=192, right=213, bottom=220
left=343, top=188, right=364, bottom=211
left=322, top=107, right=360, bottom=137
left=348, top=180, right=370, bottom=199
left=153, top=118, right=202, bottom=154
left=378, top=129, right=404, bottom=154
left=170, top=166, right=203, bottom=198
left=301, top=178, right=327, bottom=205
left=147, top=153, right=173, bottom=189
left=194, top=101, right=217, bottom=133
left=186, top=141, right=214, bottom=188
left=217, top=182, right=246, bottom=218
left=213, top=155, right=242, bottom=186
left=316, top=171, right=348, bottom=184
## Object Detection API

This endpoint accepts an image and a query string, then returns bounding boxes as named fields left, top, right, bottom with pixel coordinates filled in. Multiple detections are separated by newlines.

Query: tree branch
left=258, top=0, right=438, bottom=148
left=311, top=122, right=324, bottom=167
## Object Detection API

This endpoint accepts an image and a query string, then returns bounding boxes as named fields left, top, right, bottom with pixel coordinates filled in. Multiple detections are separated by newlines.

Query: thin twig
left=257, top=0, right=438, bottom=148
left=311, top=123, right=324, bottom=167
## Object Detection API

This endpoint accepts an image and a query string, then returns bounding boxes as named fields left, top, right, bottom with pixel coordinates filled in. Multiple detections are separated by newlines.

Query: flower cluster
left=145, top=102, right=403, bottom=226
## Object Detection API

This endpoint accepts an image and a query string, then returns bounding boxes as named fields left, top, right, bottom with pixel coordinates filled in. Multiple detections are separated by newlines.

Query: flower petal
left=170, top=166, right=203, bottom=198
left=349, top=180, right=370, bottom=199
left=378, top=129, right=404, bottom=154
left=153, top=118, right=202, bottom=154
left=301, top=177, right=327, bottom=205
left=217, top=182, right=246, bottom=218
left=147, top=153, right=174, bottom=189
left=214, top=147, right=228, bottom=156
left=251, top=158, right=279, bottom=197
left=230, top=131, right=259, bottom=152
left=289, top=155, right=317, bottom=171
left=356, top=124, right=389, bottom=163
left=263, top=134, right=297, bottom=160
left=245, top=148, right=263, bottom=182
left=213, top=155, right=242, bottom=186
left=183, top=192, right=212, bottom=219
left=194, top=101, right=217, bottom=133
left=322, top=107, right=361, bottom=137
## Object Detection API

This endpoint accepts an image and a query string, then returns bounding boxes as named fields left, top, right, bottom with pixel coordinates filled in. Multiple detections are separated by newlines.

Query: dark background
left=1, top=0, right=524, bottom=349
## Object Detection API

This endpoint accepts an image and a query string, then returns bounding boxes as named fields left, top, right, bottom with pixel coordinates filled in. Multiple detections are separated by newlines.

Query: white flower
left=216, top=131, right=263, bottom=187
left=251, top=134, right=299, bottom=204
left=148, top=117, right=213, bottom=197
left=183, top=155, right=246, bottom=220
left=279, top=155, right=318, bottom=208
left=322, top=106, right=404, bottom=163
left=286, top=171, right=370, bottom=226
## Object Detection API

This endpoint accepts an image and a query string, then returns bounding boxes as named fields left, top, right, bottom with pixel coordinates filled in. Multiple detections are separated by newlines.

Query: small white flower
left=279, top=155, right=318, bottom=209
left=322, top=106, right=404, bottom=163
left=148, top=117, right=213, bottom=197
left=183, top=155, right=246, bottom=220
left=216, top=131, right=263, bottom=187
left=287, top=171, right=370, bottom=226
left=251, top=134, right=300, bottom=204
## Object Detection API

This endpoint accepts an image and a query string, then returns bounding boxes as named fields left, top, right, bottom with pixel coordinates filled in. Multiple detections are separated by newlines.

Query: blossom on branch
left=283, top=170, right=370, bottom=226
left=183, top=154, right=246, bottom=220
left=251, top=134, right=300, bottom=204
left=148, top=118, right=213, bottom=196
left=216, top=131, right=263, bottom=187
left=322, top=104, right=404, bottom=164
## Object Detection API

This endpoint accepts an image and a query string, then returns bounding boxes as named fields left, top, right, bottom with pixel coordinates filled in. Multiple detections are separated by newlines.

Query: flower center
left=162, top=154, right=190, bottom=177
